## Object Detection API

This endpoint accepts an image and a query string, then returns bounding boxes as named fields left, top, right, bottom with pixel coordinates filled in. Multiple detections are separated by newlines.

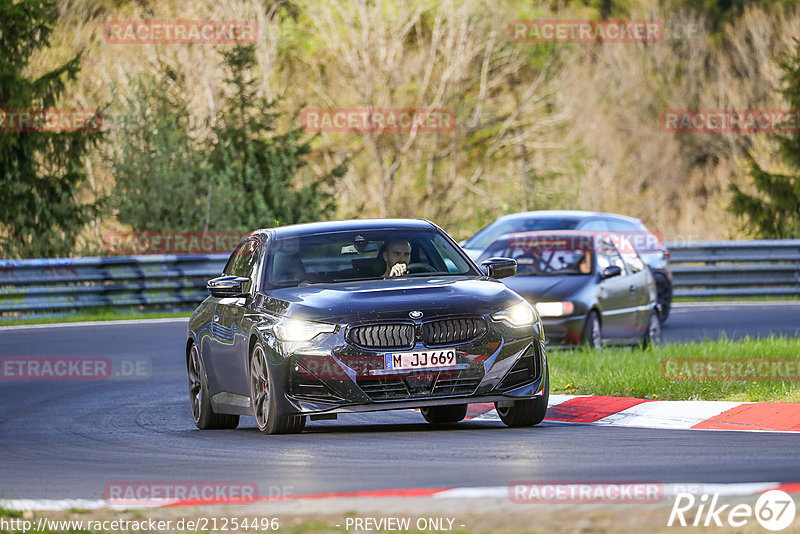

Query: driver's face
left=383, top=240, right=411, bottom=268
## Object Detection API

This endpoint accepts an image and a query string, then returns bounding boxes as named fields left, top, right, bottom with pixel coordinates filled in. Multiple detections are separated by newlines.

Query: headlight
left=274, top=318, right=336, bottom=341
left=534, top=301, right=575, bottom=317
left=492, top=301, right=536, bottom=327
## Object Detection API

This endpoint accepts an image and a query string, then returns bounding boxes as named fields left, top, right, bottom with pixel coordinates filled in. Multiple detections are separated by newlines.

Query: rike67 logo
left=668, top=490, right=796, bottom=531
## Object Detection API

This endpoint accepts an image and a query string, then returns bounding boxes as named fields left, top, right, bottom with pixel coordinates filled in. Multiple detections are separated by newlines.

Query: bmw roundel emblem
left=409, top=310, right=423, bottom=319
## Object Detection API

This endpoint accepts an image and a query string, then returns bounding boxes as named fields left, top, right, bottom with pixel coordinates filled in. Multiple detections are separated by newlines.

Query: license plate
left=384, top=350, right=457, bottom=371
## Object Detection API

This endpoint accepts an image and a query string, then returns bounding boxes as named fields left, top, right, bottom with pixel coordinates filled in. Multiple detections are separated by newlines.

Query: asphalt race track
left=663, top=302, right=800, bottom=342
left=1, top=302, right=799, bottom=501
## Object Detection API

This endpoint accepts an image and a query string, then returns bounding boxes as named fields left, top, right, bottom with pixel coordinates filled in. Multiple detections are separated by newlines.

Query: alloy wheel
left=188, top=344, right=203, bottom=423
left=250, top=344, right=270, bottom=430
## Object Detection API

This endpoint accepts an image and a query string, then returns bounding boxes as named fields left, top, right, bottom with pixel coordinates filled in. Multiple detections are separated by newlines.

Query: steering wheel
left=406, top=263, right=437, bottom=274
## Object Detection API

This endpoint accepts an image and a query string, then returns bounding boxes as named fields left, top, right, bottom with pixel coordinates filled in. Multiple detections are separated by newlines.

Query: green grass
left=0, top=309, right=190, bottom=327
left=0, top=508, right=22, bottom=518
left=548, top=336, right=800, bottom=402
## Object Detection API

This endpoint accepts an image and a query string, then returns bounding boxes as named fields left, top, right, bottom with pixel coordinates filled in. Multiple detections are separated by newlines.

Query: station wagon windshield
left=480, top=236, right=594, bottom=276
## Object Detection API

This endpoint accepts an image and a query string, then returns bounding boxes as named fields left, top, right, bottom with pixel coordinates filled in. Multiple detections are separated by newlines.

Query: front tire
left=581, top=310, right=602, bottom=349
left=495, top=365, right=549, bottom=427
left=421, top=404, right=467, bottom=424
left=642, top=311, right=662, bottom=348
left=188, top=343, right=239, bottom=430
left=249, top=342, right=305, bottom=435
left=653, top=272, right=672, bottom=323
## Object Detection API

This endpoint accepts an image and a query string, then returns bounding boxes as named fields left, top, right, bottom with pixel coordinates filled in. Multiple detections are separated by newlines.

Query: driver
left=382, top=238, right=412, bottom=277
left=578, top=250, right=592, bottom=274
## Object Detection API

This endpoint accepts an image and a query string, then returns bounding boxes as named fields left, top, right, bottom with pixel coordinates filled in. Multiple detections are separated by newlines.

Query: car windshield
left=479, top=235, right=594, bottom=276
left=264, top=228, right=477, bottom=288
left=464, top=217, right=579, bottom=250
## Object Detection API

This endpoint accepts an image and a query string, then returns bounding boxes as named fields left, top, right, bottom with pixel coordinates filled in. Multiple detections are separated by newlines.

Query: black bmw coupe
left=186, top=219, right=548, bottom=434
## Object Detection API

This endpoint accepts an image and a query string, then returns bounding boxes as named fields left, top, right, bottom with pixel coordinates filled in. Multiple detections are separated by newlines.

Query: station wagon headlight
left=535, top=301, right=575, bottom=317
left=492, top=301, right=536, bottom=327
left=274, top=318, right=336, bottom=342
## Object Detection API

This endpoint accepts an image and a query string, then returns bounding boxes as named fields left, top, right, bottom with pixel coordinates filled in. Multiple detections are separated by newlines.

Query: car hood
left=501, top=275, right=592, bottom=302
left=262, top=276, right=522, bottom=323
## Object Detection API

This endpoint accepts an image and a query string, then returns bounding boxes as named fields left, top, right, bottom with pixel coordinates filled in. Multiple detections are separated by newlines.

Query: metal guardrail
left=0, top=254, right=227, bottom=319
left=667, top=240, right=800, bottom=298
left=0, top=240, right=798, bottom=319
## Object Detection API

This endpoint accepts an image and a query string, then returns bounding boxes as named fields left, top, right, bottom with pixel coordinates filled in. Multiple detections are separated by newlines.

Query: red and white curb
left=2, top=482, right=799, bottom=511
left=465, top=394, right=800, bottom=432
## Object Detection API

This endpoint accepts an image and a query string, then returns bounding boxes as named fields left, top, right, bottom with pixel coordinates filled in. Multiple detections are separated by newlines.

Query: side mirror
left=481, top=257, right=517, bottom=279
left=600, top=265, right=622, bottom=280
left=207, top=275, right=250, bottom=298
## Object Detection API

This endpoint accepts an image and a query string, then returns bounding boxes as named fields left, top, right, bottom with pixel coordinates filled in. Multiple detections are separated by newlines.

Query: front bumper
left=541, top=314, right=587, bottom=347
left=265, top=320, right=546, bottom=416
left=290, top=384, right=545, bottom=416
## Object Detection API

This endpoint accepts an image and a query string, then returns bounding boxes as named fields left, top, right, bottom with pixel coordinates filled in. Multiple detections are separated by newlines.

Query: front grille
left=348, top=324, right=414, bottom=349
left=358, top=378, right=410, bottom=400
left=422, top=318, right=487, bottom=346
left=357, top=372, right=481, bottom=401
left=348, top=317, right=487, bottom=350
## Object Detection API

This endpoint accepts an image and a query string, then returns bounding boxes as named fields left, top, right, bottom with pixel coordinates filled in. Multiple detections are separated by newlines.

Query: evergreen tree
left=730, top=40, right=800, bottom=238
left=108, top=74, right=214, bottom=232
left=110, top=45, right=346, bottom=234
left=0, top=0, right=100, bottom=258
left=210, top=45, right=345, bottom=231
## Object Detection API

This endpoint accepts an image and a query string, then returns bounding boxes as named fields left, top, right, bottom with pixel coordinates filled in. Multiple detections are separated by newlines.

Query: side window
left=596, top=240, right=627, bottom=275
left=580, top=219, right=609, bottom=231
left=621, top=252, right=645, bottom=274
left=225, top=238, right=260, bottom=290
left=606, top=219, right=639, bottom=232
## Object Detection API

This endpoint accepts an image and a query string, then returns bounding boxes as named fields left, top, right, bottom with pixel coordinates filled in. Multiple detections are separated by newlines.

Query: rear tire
left=249, top=342, right=305, bottom=435
left=188, top=343, right=239, bottom=430
left=653, top=272, right=672, bottom=323
left=421, top=404, right=468, bottom=424
left=495, top=365, right=549, bottom=427
left=581, top=310, right=602, bottom=349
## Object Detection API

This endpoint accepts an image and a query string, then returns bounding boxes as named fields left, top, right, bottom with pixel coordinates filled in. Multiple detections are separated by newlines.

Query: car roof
left=252, top=218, right=437, bottom=239
left=495, top=210, right=642, bottom=224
